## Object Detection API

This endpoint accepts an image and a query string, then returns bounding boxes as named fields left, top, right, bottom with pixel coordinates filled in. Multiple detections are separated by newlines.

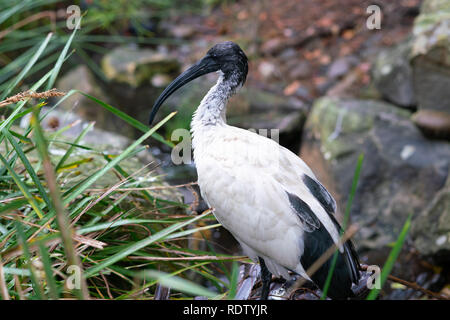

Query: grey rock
left=56, top=65, right=111, bottom=121
left=372, top=39, right=416, bottom=107
left=301, top=97, right=450, bottom=252
left=101, top=45, right=180, bottom=87
left=412, top=109, right=450, bottom=140
left=169, top=25, right=196, bottom=39
left=411, top=0, right=450, bottom=112
left=17, top=110, right=180, bottom=202
left=289, top=61, right=312, bottom=79
left=327, top=56, right=359, bottom=80
left=412, top=174, right=450, bottom=259
left=56, top=65, right=135, bottom=138
left=279, top=48, right=298, bottom=61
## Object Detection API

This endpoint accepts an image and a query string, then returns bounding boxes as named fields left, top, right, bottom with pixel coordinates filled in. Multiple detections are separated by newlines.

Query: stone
left=410, top=0, right=450, bottom=112
left=327, top=56, right=359, bottom=80
left=301, top=97, right=450, bottom=251
left=15, top=113, right=181, bottom=203
left=289, top=61, right=312, bottom=79
left=56, top=65, right=111, bottom=121
left=372, top=39, right=416, bottom=107
left=261, top=38, right=284, bottom=56
left=101, top=45, right=180, bottom=87
left=56, top=65, right=135, bottom=139
left=412, top=109, right=450, bottom=140
left=169, top=25, right=196, bottom=39
left=258, top=61, right=277, bottom=79
left=412, top=174, right=450, bottom=260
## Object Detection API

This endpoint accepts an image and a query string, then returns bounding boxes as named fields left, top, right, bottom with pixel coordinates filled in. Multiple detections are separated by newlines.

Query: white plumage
left=150, top=41, right=360, bottom=299
left=192, top=73, right=341, bottom=281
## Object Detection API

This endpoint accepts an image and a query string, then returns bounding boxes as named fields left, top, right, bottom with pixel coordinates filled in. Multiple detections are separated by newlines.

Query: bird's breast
left=192, top=126, right=304, bottom=271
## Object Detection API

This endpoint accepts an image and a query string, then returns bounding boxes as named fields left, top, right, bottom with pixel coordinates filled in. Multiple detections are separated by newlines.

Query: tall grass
left=0, top=13, right=243, bottom=300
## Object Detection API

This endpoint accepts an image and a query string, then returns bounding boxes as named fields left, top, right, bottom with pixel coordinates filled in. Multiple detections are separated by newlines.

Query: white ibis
left=149, top=41, right=360, bottom=299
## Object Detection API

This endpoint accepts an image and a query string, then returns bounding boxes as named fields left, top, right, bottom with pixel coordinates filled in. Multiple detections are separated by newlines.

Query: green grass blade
left=14, top=220, right=45, bottom=299
left=141, top=270, right=218, bottom=299
left=0, top=153, right=45, bottom=219
left=3, top=129, right=53, bottom=211
left=0, top=0, right=33, bottom=25
left=37, top=241, right=59, bottom=299
left=0, top=199, right=29, bottom=216
left=84, top=210, right=210, bottom=278
left=0, top=32, right=53, bottom=100
left=55, top=122, right=94, bottom=171
left=366, top=214, right=412, bottom=300
left=0, top=68, right=53, bottom=133
left=46, top=16, right=81, bottom=90
left=321, top=153, right=364, bottom=299
left=78, top=91, right=174, bottom=147
left=31, top=108, right=89, bottom=299
left=8, top=129, right=32, bottom=144
left=227, top=261, right=239, bottom=300
left=62, top=111, right=176, bottom=204
left=117, top=262, right=211, bottom=300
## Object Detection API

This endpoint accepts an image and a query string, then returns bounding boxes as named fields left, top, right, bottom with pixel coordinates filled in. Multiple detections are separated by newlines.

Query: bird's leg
left=258, top=257, right=272, bottom=300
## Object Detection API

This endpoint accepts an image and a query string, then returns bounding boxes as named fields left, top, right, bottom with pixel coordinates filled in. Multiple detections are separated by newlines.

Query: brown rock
left=412, top=109, right=450, bottom=140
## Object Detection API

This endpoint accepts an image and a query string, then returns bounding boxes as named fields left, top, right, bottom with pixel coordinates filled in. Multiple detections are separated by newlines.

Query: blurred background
left=0, top=0, right=449, bottom=300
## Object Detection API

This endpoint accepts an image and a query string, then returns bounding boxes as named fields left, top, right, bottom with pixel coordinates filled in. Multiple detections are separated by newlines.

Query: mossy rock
left=301, top=97, right=450, bottom=253
left=101, top=46, right=180, bottom=87
left=411, top=0, right=450, bottom=112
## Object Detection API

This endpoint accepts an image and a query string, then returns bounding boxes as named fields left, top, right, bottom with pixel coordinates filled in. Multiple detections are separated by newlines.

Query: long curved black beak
left=149, top=55, right=220, bottom=125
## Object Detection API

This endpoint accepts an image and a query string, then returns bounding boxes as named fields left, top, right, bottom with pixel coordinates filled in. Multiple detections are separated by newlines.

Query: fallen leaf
left=283, top=80, right=301, bottom=96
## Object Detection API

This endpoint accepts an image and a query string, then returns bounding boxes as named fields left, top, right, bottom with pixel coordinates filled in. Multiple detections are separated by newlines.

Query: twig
left=86, top=181, right=199, bottom=193
left=0, top=11, right=56, bottom=40
left=0, top=255, right=10, bottom=300
left=297, top=224, right=359, bottom=288
left=99, top=271, right=113, bottom=299
left=71, top=162, right=156, bottom=226
left=128, top=255, right=248, bottom=262
left=290, top=286, right=321, bottom=300
left=2, top=214, right=105, bottom=249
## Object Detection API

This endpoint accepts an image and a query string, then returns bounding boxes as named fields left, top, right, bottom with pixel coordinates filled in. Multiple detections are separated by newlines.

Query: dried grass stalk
left=0, top=89, right=66, bottom=108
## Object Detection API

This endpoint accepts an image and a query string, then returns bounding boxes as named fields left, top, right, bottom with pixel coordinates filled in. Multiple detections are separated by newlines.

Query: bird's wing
left=285, top=191, right=320, bottom=232
left=301, top=174, right=337, bottom=215
left=210, top=126, right=339, bottom=237
left=275, top=141, right=361, bottom=286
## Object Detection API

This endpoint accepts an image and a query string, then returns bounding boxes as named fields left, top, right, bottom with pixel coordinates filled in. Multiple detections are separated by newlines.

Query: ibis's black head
left=149, top=41, right=248, bottom=125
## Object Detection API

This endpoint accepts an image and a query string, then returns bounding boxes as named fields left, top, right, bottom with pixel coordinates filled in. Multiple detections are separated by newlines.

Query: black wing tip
left=286, top=191, right=321, bottom=232
left=302, top=174, right=337, bottom=214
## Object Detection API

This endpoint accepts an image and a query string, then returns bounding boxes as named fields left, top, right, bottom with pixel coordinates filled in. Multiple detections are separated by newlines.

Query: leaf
left=141, top=270, right=218, bottom=299
left=78, top=91, right=174, bottom=147
left=366, top=214, right=412, bottom=300
left=0, top=32, right=53, bottom=100
left=62, top=111, right=177, bottom=205
left=84, top=210, right=210, bottom=278
left=321, top=153, right=364, bottom=299
left=46, top=16, right=81, bottom=90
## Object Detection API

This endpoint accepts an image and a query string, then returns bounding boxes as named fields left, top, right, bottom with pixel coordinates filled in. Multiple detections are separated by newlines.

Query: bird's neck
left=191, top=72, right=241, bottom=133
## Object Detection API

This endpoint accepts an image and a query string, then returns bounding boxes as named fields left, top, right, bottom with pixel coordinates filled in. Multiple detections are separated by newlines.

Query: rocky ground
left=51, top=0, right=450, bottom=299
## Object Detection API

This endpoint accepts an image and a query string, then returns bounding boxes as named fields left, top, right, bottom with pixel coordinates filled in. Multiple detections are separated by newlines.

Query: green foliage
left=0, top=0, right=214, bottom=91
left=366, top=214, right=412, bottom=300
left=321, top=153, right=364, bottom=299
left=0, top=12, right=242, bottom=300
